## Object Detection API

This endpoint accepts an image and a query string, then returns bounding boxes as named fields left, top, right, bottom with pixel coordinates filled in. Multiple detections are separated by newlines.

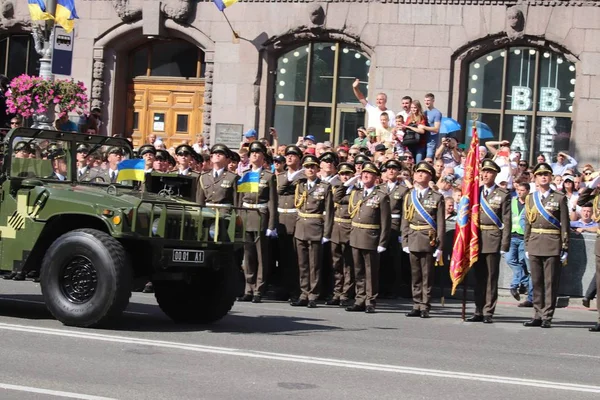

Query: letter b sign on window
left=539, top=88, right=561, bottom=112
left=511, top=86, right=532, bottom=111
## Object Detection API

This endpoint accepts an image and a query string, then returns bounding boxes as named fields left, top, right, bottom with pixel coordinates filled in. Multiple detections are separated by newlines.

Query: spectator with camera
left=435, top=136, right=460, bottom=168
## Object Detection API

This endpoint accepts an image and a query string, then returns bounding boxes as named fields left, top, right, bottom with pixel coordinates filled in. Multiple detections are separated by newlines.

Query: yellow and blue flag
left=117, top=159, right=146, bottom=182
left=55, top=0, right=79, bottom=33
left=28, top=0, right=53, bottom=21
left=212, top=0, right=239, bottom=12
left=238, top=170, right=259, bottom=193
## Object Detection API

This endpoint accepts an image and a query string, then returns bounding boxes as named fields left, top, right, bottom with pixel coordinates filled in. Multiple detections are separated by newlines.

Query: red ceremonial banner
left=449, top=126, right=481, bottom=295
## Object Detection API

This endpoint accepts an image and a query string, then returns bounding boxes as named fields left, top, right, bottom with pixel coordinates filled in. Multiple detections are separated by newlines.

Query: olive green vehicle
left=0, top=128, right=249, bottom=327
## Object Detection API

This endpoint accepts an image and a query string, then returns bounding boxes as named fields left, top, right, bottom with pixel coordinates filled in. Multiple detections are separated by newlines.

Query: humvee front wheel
left=40, top=229, right=132, bottom=327
left=154, top=265, right=237, bottom=324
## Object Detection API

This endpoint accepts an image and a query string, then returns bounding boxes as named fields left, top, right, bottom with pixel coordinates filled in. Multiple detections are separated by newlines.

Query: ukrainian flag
left=212, top=0, right=239, bottom=12
left=28, top=0, right=53, bottom=21
left=117, top=159, right=146, bottom=182
left=238, top=170, right=259, bottom=193
left=55, top=0, right=79, bottom=33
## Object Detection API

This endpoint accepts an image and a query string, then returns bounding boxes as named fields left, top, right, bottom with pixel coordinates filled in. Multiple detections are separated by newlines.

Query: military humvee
left=0, top=128, right=250, bottom=327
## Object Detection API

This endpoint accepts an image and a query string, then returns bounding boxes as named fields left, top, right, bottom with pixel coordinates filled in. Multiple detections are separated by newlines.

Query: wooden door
left=126, top=79, right=205, bottom=149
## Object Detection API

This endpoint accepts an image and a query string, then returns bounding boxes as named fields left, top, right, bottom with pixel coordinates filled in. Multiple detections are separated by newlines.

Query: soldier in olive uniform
left=466, top=160, right=512, bottom=324
left=75, top=143, right=93, bottom=182
left=577, top=188, right=600, bottom=332
left=238, top=141, right=278, bottom=303
left=328, top=162, right=356, bottom=306
left=346, top=162, right=391, bottom=313
left=290, top=155, right=334, bottom=308
left=401, top=161, right=445, bottom=318
left=380, top=159, right=409, bottom=297
left=197, top=144, right=238, bottom=207
left=90, top=146, right=123, bottom=183
left=276, top=145, right=305, bottom=301
left=523, top=163, right=569, bottom=328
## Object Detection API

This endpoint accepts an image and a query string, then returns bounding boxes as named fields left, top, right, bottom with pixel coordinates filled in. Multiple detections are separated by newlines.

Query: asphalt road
left=0, top=281, right=599, bottom=400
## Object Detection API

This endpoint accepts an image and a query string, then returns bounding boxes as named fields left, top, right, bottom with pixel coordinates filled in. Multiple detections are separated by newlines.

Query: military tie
left=214, top=171, right=219, bottom=179
left=110, top=171, right=116, bottom=182
left=418, top=191, right=423, bottom=200
left=484, top=189, right=489, bottom=197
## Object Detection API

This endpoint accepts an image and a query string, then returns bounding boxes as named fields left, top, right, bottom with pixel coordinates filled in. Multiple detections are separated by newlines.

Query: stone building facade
left=2, top=0, right=599, bottom=164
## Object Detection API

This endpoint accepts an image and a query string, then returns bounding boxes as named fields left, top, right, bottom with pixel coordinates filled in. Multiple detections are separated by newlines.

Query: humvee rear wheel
left=154, top=265, right=237, bottom=324
left=40, top=229, right=132, bottom=327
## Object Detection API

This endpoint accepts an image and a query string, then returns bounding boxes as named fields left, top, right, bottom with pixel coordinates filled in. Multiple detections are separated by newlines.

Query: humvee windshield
left=4, top=128, right=135, bottom=187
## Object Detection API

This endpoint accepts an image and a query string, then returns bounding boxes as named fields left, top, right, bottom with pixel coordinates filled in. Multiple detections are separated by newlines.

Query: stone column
left=202, top=62, right=213, bottom=146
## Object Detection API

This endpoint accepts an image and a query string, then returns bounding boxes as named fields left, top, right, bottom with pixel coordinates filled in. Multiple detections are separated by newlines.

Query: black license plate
left=172, top=249, right=205, bottom=264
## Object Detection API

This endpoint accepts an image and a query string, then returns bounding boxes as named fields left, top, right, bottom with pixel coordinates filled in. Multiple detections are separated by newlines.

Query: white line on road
left=0, top=382, right=116, bottom=400
left=560, top=353, right=600, bottom=359
left=0, top=323, right=600, bottom=394
left=0, top=297, right=148, bottom=315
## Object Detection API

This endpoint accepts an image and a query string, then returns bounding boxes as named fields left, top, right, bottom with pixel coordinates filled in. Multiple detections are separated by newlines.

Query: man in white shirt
left=551, top=151, right=578, bottom=176
left=352, top=79, right=395, bottom=128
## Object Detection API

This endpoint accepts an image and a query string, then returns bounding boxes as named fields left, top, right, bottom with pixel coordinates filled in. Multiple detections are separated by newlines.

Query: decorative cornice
left=197, top=0, right=598, bottom=6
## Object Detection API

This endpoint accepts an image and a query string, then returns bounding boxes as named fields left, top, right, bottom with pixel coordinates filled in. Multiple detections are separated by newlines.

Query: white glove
left=398, top=236, right=402, bottom=243
left=433, top=249, right=441, bottom=259
left=560, top=251, right=568, bottom=263
left=321, top=237, right=330, bottom=244
left=500, top=251, right=506, bottom=255
left=344, top=176, right=359, bottom=187
left=403, top=247, right=410, bottom=254
left=265, top=229, right=278, bottom=238
left=377, top=246, right=386, bottom=253
left=525, top=252, right=529, bottom=259
left=345, top=185, right=354, bottom=195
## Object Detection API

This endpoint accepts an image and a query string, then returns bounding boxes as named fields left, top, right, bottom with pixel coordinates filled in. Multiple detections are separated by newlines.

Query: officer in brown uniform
left=466, top=160, right=511, bottom=324
left=380, top=159, right=409, bottom=297
left=346, top=162, right=391, bottom=313
left=237, top=141, right=278, bottom=303
left=577, top=187, right=600, bottom=332
left=290, top=155, right=334, bottom=308
left=523, top=162, right=569, bottom=328
left=276, top=145, right=306, bottom=301
left=197, top=144, right=238, bottom=207
left=327, top=162, right=356, bottom=306
left=401, top=161, right=445, bottom=318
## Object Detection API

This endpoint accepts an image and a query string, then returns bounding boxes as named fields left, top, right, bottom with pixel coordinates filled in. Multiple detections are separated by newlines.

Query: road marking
left=0, top=297, right=44, bottom=305
left=0, top=382, right=116, bottom=400
left=560, top=353, right=600, bottom=359
left=0, top=323, right=599, bottom=393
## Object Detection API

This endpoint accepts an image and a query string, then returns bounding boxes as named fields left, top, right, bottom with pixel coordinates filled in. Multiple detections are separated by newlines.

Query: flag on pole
left=117, top=159, right=146, bottom=182
left=212, top=0, right=239, bottom=11
left=28, top=0, right=53, bottom=21
left=237, top=170, right=259, bottom=193
left=55, top=0, right=79, bottom=33
left=449, top=124, right=481, bottom=295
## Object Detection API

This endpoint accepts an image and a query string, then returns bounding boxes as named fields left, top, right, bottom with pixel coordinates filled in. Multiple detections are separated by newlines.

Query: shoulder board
left=552, top=190, right=566, bottom=199
left=496, top=187, right=510, bottom=195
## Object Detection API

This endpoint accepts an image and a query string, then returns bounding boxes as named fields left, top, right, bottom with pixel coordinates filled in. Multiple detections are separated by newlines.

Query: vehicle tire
left=40, top=229, right=132, bottom=327
left=154, top=265, right=237, bottom=324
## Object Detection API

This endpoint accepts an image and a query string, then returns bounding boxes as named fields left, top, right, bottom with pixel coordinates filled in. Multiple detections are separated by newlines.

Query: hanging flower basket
left=5, top=74, right=88, bottom=119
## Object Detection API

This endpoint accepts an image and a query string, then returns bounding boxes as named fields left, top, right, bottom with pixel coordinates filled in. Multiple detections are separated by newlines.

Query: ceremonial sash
left=480, top=191, right=504, bottom=229
left=411, top=190, right=437, bottom=231
left=533, top=191, right=561, bottom=230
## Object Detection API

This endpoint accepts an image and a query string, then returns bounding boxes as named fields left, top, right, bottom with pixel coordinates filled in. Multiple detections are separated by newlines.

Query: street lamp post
left=30, top=0, right=56, bottom=129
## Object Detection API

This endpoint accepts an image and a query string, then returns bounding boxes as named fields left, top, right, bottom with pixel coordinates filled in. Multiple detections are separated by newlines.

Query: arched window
left=465, top=47, right=574, bottom=163
left=128, top=39, right=205, bottom=79
left=0, top=35, right=41, bottom=78
left=273, top=42, right=370, bottom=145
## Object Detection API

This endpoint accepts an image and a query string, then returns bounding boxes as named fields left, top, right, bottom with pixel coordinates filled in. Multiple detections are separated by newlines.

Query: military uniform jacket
left=76, top=166, right=94, bottom=182
left=479, top=186, right=512, bottom=254
left=321, top=174, right=342, bottom=187
left=197, top=170, right=238, bottom=207
left=238, top=168, right=278, bottom=232
left=401, top=188, right=445, bottom=253
left=331, top=185, right=352, bottom=245
left=384, top=181, right=409, bottom=232
left=89, top=168, right=119, bottom=184
left=348, top=186, right=391, bottom=251
left=294, top=178, right=334, bottom=241
left=524, top=189, right=569, bottom=257
left=577, top=188, right=600, bottom=256
left=277, top=170, right=306, bottom=235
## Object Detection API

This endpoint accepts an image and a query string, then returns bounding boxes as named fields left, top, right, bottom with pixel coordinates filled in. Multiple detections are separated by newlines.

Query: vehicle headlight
left=151, top=219, right=160, bottom=236
left=209, top=222, right=216, bottom=239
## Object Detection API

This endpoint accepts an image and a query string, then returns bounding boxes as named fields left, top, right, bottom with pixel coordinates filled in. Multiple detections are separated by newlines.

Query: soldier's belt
left=409, top=224, right=432, bottom=231
left=480, top=224, right=500, bottom=230
left=391, top=213, right=401, bottom=219
left=206, top=203, right=232, bottom=207
left=352, top=222, right=380, bottom=229
left=277, top=207, right=297, bottom=214
left=531, top=228, right=560, bottom=234
left=334, top=217, right=351, bottom=224
left=298, top=212, right=323, bottom=219
left=243, top=202, right=268, bottom=209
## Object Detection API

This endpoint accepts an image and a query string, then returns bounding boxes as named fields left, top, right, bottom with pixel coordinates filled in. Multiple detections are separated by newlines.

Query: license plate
left=172, top=249, right=205, bottom=264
